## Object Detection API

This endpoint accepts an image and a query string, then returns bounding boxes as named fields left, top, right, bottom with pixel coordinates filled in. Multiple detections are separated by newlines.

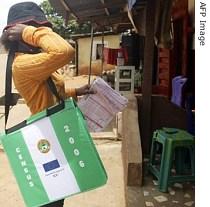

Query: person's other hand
left=5, top=24, right=27, bottom=41
left=76, top=84, right=96, bottom=96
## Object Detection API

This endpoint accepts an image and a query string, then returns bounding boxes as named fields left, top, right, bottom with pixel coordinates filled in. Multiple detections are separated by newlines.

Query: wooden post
left=101, top=27, right=104, bottom=76
left=141, top=0, right=157, bottom=154
left=88, top=25, right=94, bottom=84
left=75, top=40, right=79, bottom=76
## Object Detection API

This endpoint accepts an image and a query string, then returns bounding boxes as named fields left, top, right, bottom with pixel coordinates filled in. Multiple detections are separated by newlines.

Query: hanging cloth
left=103, top=47, right=128, bottom=65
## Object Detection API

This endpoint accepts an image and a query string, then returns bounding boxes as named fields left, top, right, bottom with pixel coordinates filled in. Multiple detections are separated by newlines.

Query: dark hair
left=1, top=31, right=12, bottom=51
left=1, top=31, right=41, bottom=53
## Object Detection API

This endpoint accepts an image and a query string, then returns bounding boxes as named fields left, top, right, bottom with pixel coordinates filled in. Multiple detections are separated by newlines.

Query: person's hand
left=75, top=84, right=96, bottom=96
left=5, top=24, right=27, bottom=41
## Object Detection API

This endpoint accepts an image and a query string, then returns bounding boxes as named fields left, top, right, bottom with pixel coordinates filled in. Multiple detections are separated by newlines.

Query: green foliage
left=39, top=0, right=91, bottom=38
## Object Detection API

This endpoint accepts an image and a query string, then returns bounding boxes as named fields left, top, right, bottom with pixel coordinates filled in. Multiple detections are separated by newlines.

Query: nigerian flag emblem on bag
left=0, top=98, right=107, bottom=207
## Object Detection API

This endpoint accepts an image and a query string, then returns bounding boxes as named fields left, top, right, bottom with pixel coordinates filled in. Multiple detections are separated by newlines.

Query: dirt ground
left=0, top=140, right=125, bottom=207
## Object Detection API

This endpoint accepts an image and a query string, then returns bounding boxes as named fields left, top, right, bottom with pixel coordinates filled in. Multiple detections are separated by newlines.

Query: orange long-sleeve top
left=12, top=26, right=76, bottom=115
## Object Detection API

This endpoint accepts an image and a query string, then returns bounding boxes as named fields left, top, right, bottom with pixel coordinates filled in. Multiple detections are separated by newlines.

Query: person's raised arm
left=9, top=24, right=75, bottom=81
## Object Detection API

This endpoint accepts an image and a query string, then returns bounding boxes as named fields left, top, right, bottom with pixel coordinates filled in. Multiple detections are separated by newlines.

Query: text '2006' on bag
left=0, top=98, right=107, bottom=207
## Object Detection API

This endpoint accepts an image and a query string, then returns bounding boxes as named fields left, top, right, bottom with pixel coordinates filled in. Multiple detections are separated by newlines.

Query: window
left=92, top=41, right=108, bottom=60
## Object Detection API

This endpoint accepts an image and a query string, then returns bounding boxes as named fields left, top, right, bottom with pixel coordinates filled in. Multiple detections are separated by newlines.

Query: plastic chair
left=148, top=127, right=195, bottom=192
left=171, top=75, right=183, bottom=104
left=171, top=76, right=187, bottom=107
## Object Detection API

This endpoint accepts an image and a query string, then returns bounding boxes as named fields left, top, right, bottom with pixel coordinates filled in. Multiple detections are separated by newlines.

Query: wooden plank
left=69, top=0, right=126, bottom=11
left=91, top=131, right=118, bottom=140
left=78, top=13, right=128, bottom=23
left=121, top=95, right=142, bottom=186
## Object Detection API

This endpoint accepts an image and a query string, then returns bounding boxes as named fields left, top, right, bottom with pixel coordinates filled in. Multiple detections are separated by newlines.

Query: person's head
left=1, top=1, right=52, bottom=51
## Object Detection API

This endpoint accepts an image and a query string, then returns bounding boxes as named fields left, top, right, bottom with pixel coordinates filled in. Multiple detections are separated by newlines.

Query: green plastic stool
left=148, top=127, right=195, bottom=192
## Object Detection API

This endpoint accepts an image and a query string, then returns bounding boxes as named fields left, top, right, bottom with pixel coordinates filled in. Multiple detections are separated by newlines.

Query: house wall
left=78, top=34, right=121, bottom=65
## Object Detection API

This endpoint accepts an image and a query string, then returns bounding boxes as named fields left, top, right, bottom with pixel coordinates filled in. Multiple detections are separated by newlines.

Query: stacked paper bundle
left=78, top=77, right=128, bottom=132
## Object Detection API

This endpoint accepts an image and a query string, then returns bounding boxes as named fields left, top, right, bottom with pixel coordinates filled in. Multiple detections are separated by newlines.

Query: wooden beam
left=75, top=40, right=79, bottom=76
left=64, top=10, right=70, bottom=26
left=59, top=0, right=79, bottom=20
left=78, top=12, right=128, bottom=22
left=88, top=25, right=94, bottom=84
left=141, top=0, right=158, bottom=154
left=126, top=5, right=138, bottom=33
left=100, top=0, right=110, bottom=16
left=70, top=0, right=126, bottom=12
left=101, top=28, right=105, bottom=75
left=75, top=9, right=106, bottom=18
left=60, top=0, right=70, bottom=11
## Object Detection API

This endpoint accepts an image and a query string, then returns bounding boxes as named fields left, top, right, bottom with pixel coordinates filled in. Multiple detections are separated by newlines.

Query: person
left=0, top=2, right=94, bottom=207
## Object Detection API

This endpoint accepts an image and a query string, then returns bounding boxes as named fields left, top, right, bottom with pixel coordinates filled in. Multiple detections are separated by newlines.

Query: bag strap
left=5, top=47, right=18, bottom=128
left=4, top=43, right=42, bottom=128
left=46, top=76, right=63, bottom=103
left=4, top=45, right=63, bottom=129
